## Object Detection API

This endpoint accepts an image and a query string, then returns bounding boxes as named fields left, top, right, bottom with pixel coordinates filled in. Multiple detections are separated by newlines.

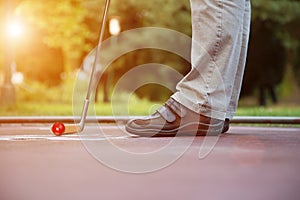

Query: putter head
left=51, top=122, right=82, bottom=136
left=63, top=124, right=82, bottom=134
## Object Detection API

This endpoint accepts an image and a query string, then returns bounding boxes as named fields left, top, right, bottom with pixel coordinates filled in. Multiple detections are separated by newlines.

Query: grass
left=1, top=100, right=299, bottom=128
left=236, top=105, right=300, bottom=117
left=3, top=75, right=298, bottom=117
left=0, top=102, right=74, bottom=116
left=1, top=101, right=300, bottom=117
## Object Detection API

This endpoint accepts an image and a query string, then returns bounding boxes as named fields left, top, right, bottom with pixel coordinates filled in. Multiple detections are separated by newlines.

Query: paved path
left=0, top=124, right=299, bottom=200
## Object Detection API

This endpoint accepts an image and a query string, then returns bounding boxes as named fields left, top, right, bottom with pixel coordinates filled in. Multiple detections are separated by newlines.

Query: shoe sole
left=125, top=121, right=224, bottom=137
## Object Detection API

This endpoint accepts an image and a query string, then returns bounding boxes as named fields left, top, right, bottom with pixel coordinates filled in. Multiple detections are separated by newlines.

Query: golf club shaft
left=52, top=0, right=111, bottom=135
left=86, top=0, right=111, bottom=99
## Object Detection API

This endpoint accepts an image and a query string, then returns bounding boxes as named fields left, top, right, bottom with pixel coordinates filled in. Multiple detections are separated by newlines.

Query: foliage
left=15, top=75, right=76, bottom=103
left=15, top=0, right=95, bottom=73
left=251, top=0, right=300, bottom=49
left=11, top=0, right=191, bottom=88
left=252, top=0, right=300, bottom=23
left=241, top=0, right=300, bottom=104
left=16, top=0, right=94, bottom=56
left=1, top=0, right=300, bottom=105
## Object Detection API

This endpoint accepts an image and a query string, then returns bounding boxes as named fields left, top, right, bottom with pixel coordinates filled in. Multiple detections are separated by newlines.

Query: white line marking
left=0, top=135, right=130, bottom=141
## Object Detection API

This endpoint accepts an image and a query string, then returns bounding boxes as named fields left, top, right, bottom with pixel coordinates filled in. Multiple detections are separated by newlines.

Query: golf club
left=51, top=0, right=111, bottom=136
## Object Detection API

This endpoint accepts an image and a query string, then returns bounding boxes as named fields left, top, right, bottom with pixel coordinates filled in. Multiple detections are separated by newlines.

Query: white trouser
left=172, top=0, right=251, bottom=120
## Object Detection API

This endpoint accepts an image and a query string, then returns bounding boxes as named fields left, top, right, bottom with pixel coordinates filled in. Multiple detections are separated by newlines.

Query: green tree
left=16, top=0, right=96, bottom=74
left=252, top=0, right=300, bottom=49
left=106, top=0, right=192, bottom=100
left=249, top=0, right=300, bottom=103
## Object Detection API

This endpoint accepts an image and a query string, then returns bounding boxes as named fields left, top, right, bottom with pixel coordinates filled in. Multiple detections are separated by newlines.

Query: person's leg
left=126, top=0, right=251, bottom=136
left=224, top=0, right=251, bottom=119
left=172, top=0, right=250, bottom=121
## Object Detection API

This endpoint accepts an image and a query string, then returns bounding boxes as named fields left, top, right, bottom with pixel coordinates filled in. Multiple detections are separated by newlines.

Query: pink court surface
left=0, top=122, right=300, bottom=200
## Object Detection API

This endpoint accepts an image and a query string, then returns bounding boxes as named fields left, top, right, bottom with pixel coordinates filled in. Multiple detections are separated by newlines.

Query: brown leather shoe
left=126, top=98, right=227, bottom=137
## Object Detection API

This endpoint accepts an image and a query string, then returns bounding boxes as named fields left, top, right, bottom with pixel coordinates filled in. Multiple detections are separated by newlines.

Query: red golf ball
left=51, top=122, right=65, bottom=136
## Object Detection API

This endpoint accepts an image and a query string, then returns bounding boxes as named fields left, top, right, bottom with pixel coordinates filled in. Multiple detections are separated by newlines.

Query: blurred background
left=0, top=0, right=299, bottom=116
